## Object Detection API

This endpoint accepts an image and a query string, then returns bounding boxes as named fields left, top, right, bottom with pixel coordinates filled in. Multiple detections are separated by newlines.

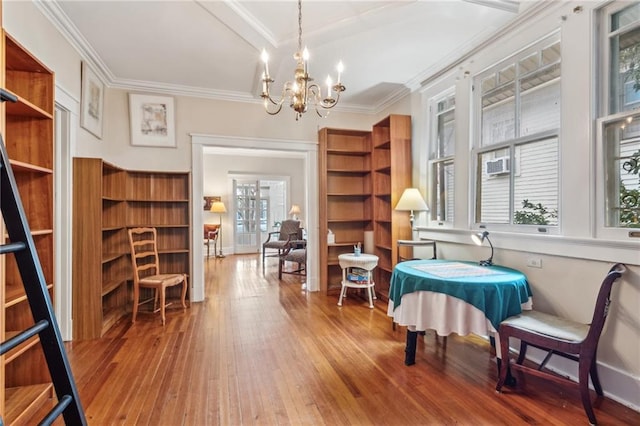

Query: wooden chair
left=204, top=224, right=219, bottom=257
left=128, top=227, right=188, bottom=325
left=262, top=219, right=301, bottom=262
left=496, top=263, right=627, bottom=425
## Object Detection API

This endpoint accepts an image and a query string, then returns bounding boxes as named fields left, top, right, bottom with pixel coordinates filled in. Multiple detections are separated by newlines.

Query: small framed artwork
left=80, top=61, right=104, bottom=139
left=203, top=196, right=221, bottom=211
left=128, top=93, right=176, bottom=147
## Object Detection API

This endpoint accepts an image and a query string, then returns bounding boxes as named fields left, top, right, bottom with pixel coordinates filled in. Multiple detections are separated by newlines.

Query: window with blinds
left=429, top=91, right=455, bottom=223
left=474, top=33, right=560, bottom=229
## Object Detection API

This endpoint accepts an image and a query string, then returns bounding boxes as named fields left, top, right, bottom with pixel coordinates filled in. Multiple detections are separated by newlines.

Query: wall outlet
left=526, top=258, right=542, bottom=268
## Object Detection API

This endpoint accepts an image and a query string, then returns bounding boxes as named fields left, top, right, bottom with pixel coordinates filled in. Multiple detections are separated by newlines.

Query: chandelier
left=260, top=0, right=345, bottom=120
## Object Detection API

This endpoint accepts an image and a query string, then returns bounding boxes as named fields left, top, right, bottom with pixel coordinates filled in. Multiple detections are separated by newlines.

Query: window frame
left=428, top=88, right=456, bottom=226
left=472, top=32, right=561, bottom=235
left=596, top=1, right=640, bottom=240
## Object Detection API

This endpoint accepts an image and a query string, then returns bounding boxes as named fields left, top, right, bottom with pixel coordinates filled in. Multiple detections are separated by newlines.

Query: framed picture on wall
left=80, top=61, right=104, bottom=139
left=204, top=196, right=221, bottom=211
left=128, top=93, right=176, bottom=147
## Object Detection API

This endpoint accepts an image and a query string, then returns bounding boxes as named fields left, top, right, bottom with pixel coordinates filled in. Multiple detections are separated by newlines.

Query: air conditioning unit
left=486, top=157, right=510, bottom=175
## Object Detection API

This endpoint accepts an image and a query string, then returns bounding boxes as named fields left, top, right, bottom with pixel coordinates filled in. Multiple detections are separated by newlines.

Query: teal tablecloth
left=390, top=259, right=531, bottom=330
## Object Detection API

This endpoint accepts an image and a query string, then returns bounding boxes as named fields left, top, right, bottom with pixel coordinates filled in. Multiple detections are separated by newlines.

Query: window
left=474, top=33, right=560, bottom=229
left=601, top=113, right=640, bottom=228
left=599, top=2, right=640, bottom=232
left=429, top=91, right=455, bottom=223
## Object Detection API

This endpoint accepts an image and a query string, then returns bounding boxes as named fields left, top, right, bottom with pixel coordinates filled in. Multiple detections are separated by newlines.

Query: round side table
left=337, top=253, right=379, bottom=308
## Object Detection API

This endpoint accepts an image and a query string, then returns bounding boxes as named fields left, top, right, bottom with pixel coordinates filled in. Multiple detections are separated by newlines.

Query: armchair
left=262, top=219, right=301, bottom=262
left=278, top=240, right=307, bottom=279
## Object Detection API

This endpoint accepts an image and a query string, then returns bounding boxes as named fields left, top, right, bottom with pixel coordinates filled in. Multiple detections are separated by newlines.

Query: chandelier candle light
left=260, top=0, right=345, bottom=120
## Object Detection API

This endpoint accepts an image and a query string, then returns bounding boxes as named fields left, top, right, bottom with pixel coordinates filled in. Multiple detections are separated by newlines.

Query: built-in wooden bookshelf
left=318, top=115, right=412, bottom=299
left=73, top=158, right=191, bottom=340
left=318, top=128, right=372, bottom=294
left=371, top=115, right=412, bottom=300
left=1, top=29, right=56, bottom=424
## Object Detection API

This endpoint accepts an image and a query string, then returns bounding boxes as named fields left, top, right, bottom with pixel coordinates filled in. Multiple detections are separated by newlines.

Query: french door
left=233, top=179, right=260, bottom=254
left=233, top=177, right=288, bottom=254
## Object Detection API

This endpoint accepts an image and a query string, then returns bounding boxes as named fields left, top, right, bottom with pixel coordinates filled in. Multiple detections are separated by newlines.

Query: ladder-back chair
left=128, top=227, right=188, bottom=325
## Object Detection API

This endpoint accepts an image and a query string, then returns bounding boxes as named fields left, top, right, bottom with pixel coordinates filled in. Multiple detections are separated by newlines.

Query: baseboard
left=524, top=346, right=640, bottom=413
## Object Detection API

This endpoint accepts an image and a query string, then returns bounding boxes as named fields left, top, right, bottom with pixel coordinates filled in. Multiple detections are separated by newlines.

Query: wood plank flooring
left=54, top=254, right=639, bottom=425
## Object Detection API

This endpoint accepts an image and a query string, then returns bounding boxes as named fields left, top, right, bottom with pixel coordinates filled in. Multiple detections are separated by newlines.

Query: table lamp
left=471, top=230, right=493, bottom=266
left=395, top=188, right=429, bottom=230
left=210, top=201, right=227, bottom=258
left=289, top=204, right=301, bottom=220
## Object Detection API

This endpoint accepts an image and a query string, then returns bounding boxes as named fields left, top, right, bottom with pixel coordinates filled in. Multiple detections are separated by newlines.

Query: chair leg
left=180, top=275, right=188, bottom=309
left=132, top=284, right=140, bottom=323
left=160, top=287, right=166, bottom=326
left=589, top=354, right=603, bottom=396
left=516, top=341, right=528, bottom=364
left=579, top=356, right=597, bottom=425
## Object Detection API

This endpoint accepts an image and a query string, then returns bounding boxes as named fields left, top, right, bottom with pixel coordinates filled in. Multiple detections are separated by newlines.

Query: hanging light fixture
left=259, top=0, right=345, bottom=120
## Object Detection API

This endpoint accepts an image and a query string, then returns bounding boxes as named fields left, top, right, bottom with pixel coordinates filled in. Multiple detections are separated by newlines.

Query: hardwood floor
left=56, top=254, right=638, bottom=425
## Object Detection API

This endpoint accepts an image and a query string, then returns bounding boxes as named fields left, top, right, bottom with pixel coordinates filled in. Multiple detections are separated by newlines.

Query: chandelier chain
left=297, top=0, right=303, bottom=53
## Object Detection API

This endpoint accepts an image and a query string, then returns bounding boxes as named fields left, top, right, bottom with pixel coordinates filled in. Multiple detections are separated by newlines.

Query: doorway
left=191, top=135, right=319, bottom=300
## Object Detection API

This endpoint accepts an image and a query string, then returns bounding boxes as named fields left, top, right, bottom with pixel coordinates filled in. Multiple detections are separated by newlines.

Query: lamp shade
left=210, top=201, right=227, bottom=214
left=395, top=188, right=429, bottom=212
left=289, top=204, right=301, bottom=215
left=471, top=230, right=489, bottom=245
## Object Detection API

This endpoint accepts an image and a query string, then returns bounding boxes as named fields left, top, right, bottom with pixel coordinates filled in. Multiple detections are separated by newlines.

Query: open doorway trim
left=190, top=134, right=319, bottom=301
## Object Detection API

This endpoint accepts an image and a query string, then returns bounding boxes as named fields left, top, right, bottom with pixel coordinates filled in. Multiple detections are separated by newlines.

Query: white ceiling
left=43, top=0, right=523, bottom=113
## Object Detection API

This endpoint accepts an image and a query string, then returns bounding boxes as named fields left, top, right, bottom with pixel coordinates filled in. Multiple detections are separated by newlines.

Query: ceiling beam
left=462, top=0, right=520, bottom=13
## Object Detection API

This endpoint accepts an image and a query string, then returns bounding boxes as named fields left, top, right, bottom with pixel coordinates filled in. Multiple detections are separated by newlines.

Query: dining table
left=387, top=259, right=532, bottom=366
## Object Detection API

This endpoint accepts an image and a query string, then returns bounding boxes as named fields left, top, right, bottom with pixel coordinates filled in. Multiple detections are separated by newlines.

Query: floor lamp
left=210, top=201, right=227, bottom=258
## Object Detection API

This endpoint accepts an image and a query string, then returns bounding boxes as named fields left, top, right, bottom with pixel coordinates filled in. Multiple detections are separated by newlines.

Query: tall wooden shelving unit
left=1, top=30, right=57, bottom=423
left=371, top=115, right=412, bottom=300
left=73, top=157, right=191, bottom=340
left=318, top=128, right=372, bottom=294
left=318, top=115, right=412, bottom=299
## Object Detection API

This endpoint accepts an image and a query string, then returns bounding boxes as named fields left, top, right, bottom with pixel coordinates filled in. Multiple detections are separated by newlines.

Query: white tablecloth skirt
left=388, top=291, right=533, bottom=358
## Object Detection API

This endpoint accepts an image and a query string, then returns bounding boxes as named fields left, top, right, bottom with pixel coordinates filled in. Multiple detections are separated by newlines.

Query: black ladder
left=0, top=89, right=86, bottom=425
